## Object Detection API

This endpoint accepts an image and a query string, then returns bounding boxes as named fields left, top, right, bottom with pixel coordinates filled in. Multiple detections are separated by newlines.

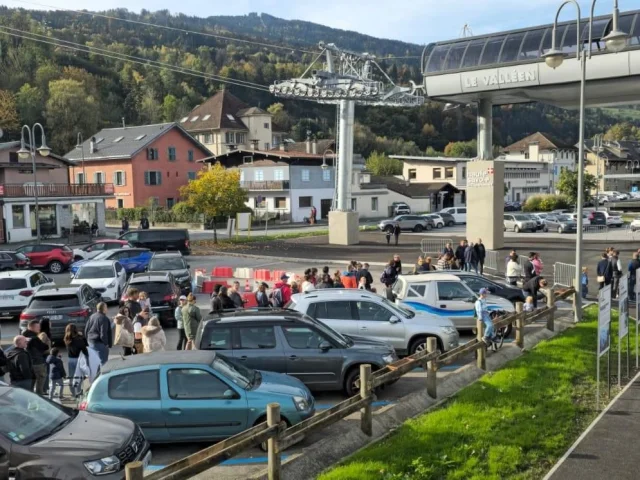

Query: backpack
left=0, top=348, right=7, bottom=377
left=270, top=287, right=284, bottom=307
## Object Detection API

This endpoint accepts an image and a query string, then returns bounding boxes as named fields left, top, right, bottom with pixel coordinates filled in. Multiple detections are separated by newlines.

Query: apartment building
left=584, top=139, right=640, bottom=193
left=64, top=123, right=211, bottom=209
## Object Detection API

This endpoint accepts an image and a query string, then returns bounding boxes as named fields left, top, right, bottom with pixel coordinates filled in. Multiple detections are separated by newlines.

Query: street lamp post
left=543, top=0, right=628, bottom=321
left=17, top=123, right=51, bottom=244
left=76, top=132, right=85, bottom=183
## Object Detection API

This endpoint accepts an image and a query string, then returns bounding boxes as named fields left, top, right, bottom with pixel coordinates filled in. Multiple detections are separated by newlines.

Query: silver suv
left=378, top=215, right=434, bottom=233
left=503, top=214, right=537, bottom=233
left=287, top=289, right=459, bottom=355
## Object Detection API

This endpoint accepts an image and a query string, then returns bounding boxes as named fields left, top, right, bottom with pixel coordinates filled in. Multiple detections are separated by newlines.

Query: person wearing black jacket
left=392, top=255, right=403, bottom=276
left=64, top=323, right=88, bottom=398
left=356, top=263, right=374, bottom=291
left=218, top=286, right=236, bottom=310
left=455, top=240, right=467, bottom=272
left=597, top=252, right=613, bottom=290
left=392, top=223, right=401, bottom=245
left=628, top=253, right=640, bottom=300
left=522, top=253, right=537, bottom=282
left=121, top=217, right=129, bottom=233
left=475, top=239, right=486, bottom=275
left=610, top=250, right=622, bottom=299
left=22, top=320, right=49, bottom=395
left=139, top=215, right=150, bottom=230
left=124, top=289, right=142, bottom=320
left=522, top=276, right=548, bottom=308
left=85, top=302, right=113, bottom=366
left=7, top=336, right=34, bottom=390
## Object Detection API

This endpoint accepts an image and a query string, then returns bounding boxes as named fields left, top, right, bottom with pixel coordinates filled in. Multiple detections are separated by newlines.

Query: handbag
left=597, top=275, right=605, bottom=283
left=114, top=325, right=134, bottom=348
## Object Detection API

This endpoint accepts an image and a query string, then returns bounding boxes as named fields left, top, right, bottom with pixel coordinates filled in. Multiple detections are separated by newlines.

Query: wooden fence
left=125, top=287, right=576, bottom=480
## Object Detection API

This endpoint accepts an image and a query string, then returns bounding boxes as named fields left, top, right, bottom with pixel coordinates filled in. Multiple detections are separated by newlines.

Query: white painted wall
left=290, top=188, right=335, bottom=222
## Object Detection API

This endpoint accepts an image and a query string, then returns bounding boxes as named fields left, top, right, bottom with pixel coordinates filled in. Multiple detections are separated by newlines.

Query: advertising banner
left=598, top=285, right=611, bottom=357
left=619, top=274, right=629, bottom=339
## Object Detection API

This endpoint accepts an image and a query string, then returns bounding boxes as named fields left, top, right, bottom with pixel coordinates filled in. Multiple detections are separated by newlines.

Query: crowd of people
left=595, top=247, right=640, bottom=301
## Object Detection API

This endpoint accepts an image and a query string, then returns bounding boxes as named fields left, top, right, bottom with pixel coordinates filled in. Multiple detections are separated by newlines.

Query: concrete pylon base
left=466, top=161, right=504, bottom=250
left=328, top=211, right=360, bottom=245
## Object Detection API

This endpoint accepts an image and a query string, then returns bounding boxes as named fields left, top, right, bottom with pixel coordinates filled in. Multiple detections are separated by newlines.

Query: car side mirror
left=319, top=341, right=332, bottom=351
left=45, top=277, right=52, bottom=282
left=389, top=316, right=401, bottom=324
left=223, top=389, right=239, bottom=400
left=187, top=264, right=191, bottom=269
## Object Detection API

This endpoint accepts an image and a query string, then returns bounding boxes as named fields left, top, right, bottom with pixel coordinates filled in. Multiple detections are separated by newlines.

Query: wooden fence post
left=125, top=462, right=144, bottom=480
left=267, top=403, right=282, bottom=480
left=360, top=364, right=373, bottom=436
left=515, top=302, right=524, bottom=348
left=476, top=318, right=486, bottom=370
left=426, top=337, right=438, bottom=399
left=546, top=289, right=555, bottom=332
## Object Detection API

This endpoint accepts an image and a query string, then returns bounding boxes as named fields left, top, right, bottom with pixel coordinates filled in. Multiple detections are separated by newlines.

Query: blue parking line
left=147, top=455, right=290, bottom=470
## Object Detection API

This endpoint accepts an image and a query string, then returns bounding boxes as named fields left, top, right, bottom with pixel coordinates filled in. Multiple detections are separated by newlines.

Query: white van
left=439, top=207, right=466, bottom=224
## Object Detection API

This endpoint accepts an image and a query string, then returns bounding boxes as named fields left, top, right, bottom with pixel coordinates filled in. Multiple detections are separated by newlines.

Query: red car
left=15, top=243, right=74, bottom=274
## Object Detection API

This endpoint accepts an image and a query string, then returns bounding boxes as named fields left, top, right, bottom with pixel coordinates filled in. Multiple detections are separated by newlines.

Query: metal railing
left=553, top=262, right=577, bottom=288
left=420, top=238, right=453, bottom=256
left=583, top=225, right=609, bottom=241
left=240, top=180, right=290, bottom=191
left=0, top=183, right=114, bottom=197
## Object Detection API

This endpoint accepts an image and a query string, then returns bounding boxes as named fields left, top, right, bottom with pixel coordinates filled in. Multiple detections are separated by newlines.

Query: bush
left=523, top=194, right=571, bottom=212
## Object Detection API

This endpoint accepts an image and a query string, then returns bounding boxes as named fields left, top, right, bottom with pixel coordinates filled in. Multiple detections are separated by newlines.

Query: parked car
left=438, top=207, right=466, bottom=224
left=422, top=214, right=446, bottom=229
left=287, top=289, right=459, bottom=356
left=195, top=308, right=398, bottom=396
left=392, top=274, right=514, bottom=331
left=522, top=214, right=545, bottom=230
left=20, top=284, right=101, bottom=341
left=542, top=214, right=578, bottom=233
left=503, top=214, right=537, bottom=233
left=70, top=248, right=153, bottom=276
left=0, top=270, right=54, bottom=321
left=0, top=384, right=150, bottom=479
left=504, top=202, right=518, bottom=212
left=391, top=202, right=411, bottom=215
left=437, top=211, right=456, bottom=226
left=568, top=212, right=591, bottom=226
left=378, top=215, right=433, bottom=233
left=15, top=243, right=74, bottom=274
left=81, top=351, right=315, bottom=443
left=628, top=191, right=640, bottom=199
left=603, top=210, right=624, bottom=227
left=72, top=240, right=131, bottom=261
left=0, top=251, right=31, bottom=270
left=631, top=217, right=640, bottom=232
left=120, top=272, right=181, bottom=327
left=71, top=260, right=127, bottom=304
left=601, top=191, right=627, bottom=201
left=146, top=251, right=192, bottom=294
left=118, top=229, right=191, bottom=255
left=588, top=210, right=608, bottom=226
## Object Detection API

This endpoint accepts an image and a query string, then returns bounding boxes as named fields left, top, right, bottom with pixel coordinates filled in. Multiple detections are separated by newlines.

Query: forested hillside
left=0, top=7, right=636, bottom=156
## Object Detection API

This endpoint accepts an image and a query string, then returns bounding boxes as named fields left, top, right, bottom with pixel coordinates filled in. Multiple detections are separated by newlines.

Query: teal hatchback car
left=80, top=351, right=315, bottom=442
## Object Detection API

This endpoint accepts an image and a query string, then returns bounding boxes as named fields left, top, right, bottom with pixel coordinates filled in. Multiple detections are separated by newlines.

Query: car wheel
left=408, top=336, right=441, bottom=356
left=413, top=224, right=424, bottom=233
left=48, top=260, right=63, bottom=274
left=426, top=224, right=432, bottom=231
left=437, top=222, right=444, bottom=229
left=543, top=226, right=548, bottom=232
left=344, top=367, right=362, bottom=397
left=257, top=416, right=291, bottom=451
left=557, top=227, right=563, bottom=234
left=514, top=226, right=520, bottom=233
left=447, top=221, right=455, bottom=227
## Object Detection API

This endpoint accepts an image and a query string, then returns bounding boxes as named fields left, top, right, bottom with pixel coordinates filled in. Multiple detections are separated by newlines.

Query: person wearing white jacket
left=506, top=254, right=523, bottom=286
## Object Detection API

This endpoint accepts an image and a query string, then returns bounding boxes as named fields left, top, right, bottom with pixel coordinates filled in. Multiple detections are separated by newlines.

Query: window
left=243, top=156, right=253, bottom=164
left=461, top=38, right=486, bottom=68
left=524, top=151, right=530, bottom=159
left=445, top=167, right=454, bottom=179
left=203, top=327, right=232, bottom=350
left=275, top=197, right=287, bottom=209
left=184, top=149, right=193, bottom=163
left=371, top=197, right=378, bottom=211
left=225, top=132, right=235, bottom=144
left=144, top=171, right=162, bottom=186
left=117, top=199, right=124, bottom=209
left=255, top=197, right=266, bottom=208
left=427, top=44, right=451, bottom=72
left=433, top=168, right=442, bottom=179
left=168, top=147, right=176, bottom=161
left=408, top=169, right=417, bottom=180
left=76, top=172, right=85, bottom=185
left=264, top=143, right=270, bottom=150
left=187, top=171, right=197, bottom=181
left=236, top=133, right=246, bottom=144
left=113, top=171, right=126, bottom=186
left=180, top=116, right=189, bottom=123
left=479, top=35, right=507, bottom=65
left=227, top=114, right=236, bottom=122
left=146, top=148, right=159, bottom=160
left=94, top=172, right=104, bottom=184
left=255, top=170, right=264, bottom=181
left=240, top=170, right=245, bottom=182
left=135, top=134, right=147, bottom=141
left=312, top=301, right=353, bottom=320
left=443, top=42, right=468, bottom=70
left=264, top=122, right=269, bottom=129
left=108, top=370, right=159, bottom=400
left=519, top=29, right=546, bottom=60
left=301, top=169, right=310, bottom=182
left=323, top=169, right=331, bottom=181
left=407, top=285, right=427, bottom=298
left=113, top=136, right=124, bottom=143
left=238, top=327, right=276, bottom=349
left=437, top=281, right=472, bottom=300
left=203, top=133, right=213, bottom=144
left=356, top=301, right=393, bottom=322
left=166, top=171, right=170, bottom=178
left=167, top=198, right=175, bottom=209
left=12, top=205, right=25, bottom=228
left=299, top=196, right=312, bottom=208
left=202, top=114, right=211, bottom=121
left=282, top=326, right=326, bottom=349
left=351, top=198, right=357, bottom=211
left=498, top=32, right=527, bottom=63
left=462, top=167, right=466, bottom=179
left=190, top=115, right=199, bottom=122
left=274, top=169, right=284, bottom=181
left=167, top=369, right=231, bottom=400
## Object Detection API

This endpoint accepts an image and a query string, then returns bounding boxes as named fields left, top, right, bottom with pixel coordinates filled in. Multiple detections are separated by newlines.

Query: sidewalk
left=545, top=371, right=640, bottom=480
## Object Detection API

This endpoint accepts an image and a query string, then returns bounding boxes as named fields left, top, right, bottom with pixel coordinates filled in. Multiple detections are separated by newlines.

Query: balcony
left=240, top=180, right=290, bottom=191
left=0, top=183, right=115, bottom=198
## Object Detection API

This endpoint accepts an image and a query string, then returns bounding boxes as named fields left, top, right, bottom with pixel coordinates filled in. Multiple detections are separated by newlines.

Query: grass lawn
left=319, top=307, right=636, bottom=480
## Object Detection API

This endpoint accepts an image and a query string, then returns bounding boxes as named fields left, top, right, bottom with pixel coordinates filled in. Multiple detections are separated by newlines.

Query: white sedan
left=70, top=260, right=127, bottom=303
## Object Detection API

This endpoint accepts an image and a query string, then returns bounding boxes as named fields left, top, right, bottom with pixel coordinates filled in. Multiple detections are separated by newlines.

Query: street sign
left=598, top=285, right=611, bottom=356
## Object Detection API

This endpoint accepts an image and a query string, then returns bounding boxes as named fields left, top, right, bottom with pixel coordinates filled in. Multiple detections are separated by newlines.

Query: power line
left=0, top=25, right=271, bottom=92
left=9, top=0, right=317, bottom=54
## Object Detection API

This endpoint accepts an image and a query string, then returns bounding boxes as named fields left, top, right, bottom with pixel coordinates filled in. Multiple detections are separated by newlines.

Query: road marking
left=315, top=400, right=393, bottom=410
left=147, top=455, right=291, bottom=470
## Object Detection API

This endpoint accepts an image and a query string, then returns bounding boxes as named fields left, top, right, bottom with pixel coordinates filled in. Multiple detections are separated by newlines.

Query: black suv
left=194, top=309, right=398, bottom=396
left=122, top=272, right=181, bottom=327
left=0, top=251, right=30, bottom=270
left=20, top=284, right=101, bottom=341
left=146, top=251, right=191, bottom=294
left=118, top=229, right=191, bottom=255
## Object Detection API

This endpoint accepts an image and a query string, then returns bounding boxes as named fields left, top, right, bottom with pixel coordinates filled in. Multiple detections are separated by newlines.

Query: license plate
left=0, top=295, right=13, bottom=301
left=142, top=450, right=152, bottom=469
left=49, top=315, right=63, bottom=320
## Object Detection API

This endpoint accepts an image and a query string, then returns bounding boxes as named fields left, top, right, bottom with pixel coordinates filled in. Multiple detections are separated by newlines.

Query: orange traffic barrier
left=211, top=267, right=233, bottom=278
left=202, top=281, right=215, bottom=294
left=254, top=270, right=271, bottom=281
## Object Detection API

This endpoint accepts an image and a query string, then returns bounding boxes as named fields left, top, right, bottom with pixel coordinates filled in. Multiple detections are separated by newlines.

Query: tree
left=556, top=169, right=598, bottom=206
left=15, top=84, right=44, bottom=126
left=444, top=140, right=477, bottom=158
left=604, top=122, right=639, bottom=141
left=46, top=79, right=98, bottom=154
left=162, top=94, right=179, bottom=122
left=365, top=151, right=403, bottom=176
left=267, top=102, right=293, bottom=132
left=0, top=90, right=20, bottom=135
left=179, top=163, right=248, bottom=243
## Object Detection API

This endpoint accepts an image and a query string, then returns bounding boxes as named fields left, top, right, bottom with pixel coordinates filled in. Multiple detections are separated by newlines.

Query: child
left=138, top=291, right=152, bottom=313
left=523, top=296, right=535, bottom=312
left=581, top=267, right=589, bottom=299
left=46, top=347, right=66, bottom=400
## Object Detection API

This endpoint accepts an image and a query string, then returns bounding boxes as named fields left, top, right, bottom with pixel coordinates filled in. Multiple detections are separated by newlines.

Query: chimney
left=280, top=143, right=287, bottom=152
left=90, top=136, right=96, bottom=154
left=312, top=138, right=318, bottom=155
left=306, top=138, right=311, bottom=154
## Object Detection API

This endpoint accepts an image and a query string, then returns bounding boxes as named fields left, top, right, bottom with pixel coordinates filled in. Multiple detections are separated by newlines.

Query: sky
left=3, top=0, right=630, bottom=45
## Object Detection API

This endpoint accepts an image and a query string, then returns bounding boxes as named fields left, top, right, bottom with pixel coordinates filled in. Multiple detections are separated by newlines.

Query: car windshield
left=0, top=279, right=28, bottom=290
left=307, top=315, right=352, bottom=347
left=131, top=281, right=171, bottom=294
left=610, top=211, right=622, bottom=216
left=0, top=387, right=74, bottom=445
left=150, top=258, right=187, bottom=270
left=30, top=294, right=80, bottom=309
left=514, top=215, right=529, bottom=221
left=75, top=266, right=114, bottom=279
left=212, top=354, right=254, bottom=389
left=380, top=295, right=415, bottom=318
left=557, top=215, right=572, bottom=221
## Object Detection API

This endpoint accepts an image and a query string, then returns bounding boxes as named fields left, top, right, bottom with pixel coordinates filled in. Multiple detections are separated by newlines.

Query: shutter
left=146, top=148, right=151, bottom=160
left=122, top=171, right=126, bottom=186
left=144, top=171, right=150, bottom=185
left=93, top=172, right=98, bottom=183
left=157, top=171, right=162, bottom=185
left=112, top=172, right=117, bottom=185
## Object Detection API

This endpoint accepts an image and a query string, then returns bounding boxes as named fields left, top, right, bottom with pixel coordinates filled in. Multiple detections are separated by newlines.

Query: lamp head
left=603, top=29, right=628, bottom=53
left=37, top=143, right=51, bottom=157
left=17, top=146, right=30, bottom=160
left=543, top=48, right=564, bottom=69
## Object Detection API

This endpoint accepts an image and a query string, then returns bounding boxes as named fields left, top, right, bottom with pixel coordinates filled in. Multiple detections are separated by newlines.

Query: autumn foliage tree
left=0, top=90, right=20, bottom=136
left=179, top=163, right=248, bottom=243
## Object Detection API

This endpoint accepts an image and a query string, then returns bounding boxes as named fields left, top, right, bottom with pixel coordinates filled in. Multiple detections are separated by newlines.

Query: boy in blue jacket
left=46, top=347, right=66, bottom=400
